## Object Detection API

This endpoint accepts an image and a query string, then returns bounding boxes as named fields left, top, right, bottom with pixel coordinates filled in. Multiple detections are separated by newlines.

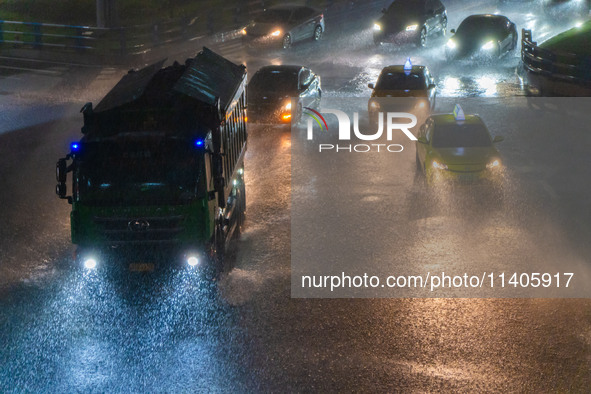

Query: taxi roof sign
left=404, top=57, right=412, bottom=71
left=453, top=104, right=465, bottom=121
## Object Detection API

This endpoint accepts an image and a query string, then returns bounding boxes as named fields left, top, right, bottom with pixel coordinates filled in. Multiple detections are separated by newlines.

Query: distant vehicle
left=248, top=65, right=321, bottom=123
left=445, top=14, right=517, bottom=60
left=415, top=105, right=504, bottom=185
left=242, top=5, right=325, bottom=49
left=368, top=59, right=437, bottom=117
left=373, top=0, right=447, bottom=47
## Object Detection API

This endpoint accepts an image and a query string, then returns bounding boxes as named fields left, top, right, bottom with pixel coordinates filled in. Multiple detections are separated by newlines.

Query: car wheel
left=418, top=27, right=427, bottom=47
left=282, top=33, right=292, bottom=49
left=440, top=18, right=447, bottom=36
left=313, top=25, right=323, bottom=41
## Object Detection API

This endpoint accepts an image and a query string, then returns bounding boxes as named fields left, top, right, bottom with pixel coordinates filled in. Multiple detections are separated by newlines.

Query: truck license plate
left=129, top=263, right=155, bottom=272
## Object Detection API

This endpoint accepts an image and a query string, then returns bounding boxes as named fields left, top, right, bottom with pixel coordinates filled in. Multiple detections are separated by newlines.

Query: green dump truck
left=56, top=47, right=247, bottom=273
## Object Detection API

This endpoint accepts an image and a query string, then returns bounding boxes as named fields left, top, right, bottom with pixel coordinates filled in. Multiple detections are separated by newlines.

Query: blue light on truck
left=71, top=142, right=80, bottom=151
left=195, top=139, right=204, bottom=147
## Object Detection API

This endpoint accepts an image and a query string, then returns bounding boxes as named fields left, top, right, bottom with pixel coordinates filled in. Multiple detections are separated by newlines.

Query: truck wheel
left=209, top=221, right=226, bottom=277
left=235, top=183, right=246, bottom=237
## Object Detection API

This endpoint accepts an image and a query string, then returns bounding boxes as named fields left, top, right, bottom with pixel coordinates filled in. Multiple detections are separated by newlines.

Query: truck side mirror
left=56, top=183, right=67, bottom=198
left=56, top=158, right=72, bottom=203
left=56, top=158, right=68, bottom=183
left=368, top=83, right=374, bottom=89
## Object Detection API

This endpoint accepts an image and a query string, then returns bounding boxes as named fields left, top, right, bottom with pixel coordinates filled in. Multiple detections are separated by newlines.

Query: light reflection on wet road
left=1, top=0, right=591, bottom=391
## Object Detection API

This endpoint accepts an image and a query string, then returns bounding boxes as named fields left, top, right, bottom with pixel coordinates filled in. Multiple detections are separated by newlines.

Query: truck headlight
left=285, top=102, right=292, bottom=111
left=446, top=39, right=456, bottom=49
left=406, top=24, right=418, bottom=31
left=271, top=29, right=281, bottom=37
left=187, top=255, right=199, bottom=267
left=373, top=23, right=382, bottom=31
left=84, top=258, right=97, bottom=270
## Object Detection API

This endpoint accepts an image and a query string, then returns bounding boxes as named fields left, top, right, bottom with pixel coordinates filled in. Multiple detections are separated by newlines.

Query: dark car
left=445, top=14, right=517, bottom=60
left=373, top=0, right=447, bottom=47
left=242, top=5, right=325, bottom=49
left=248, top=65, right=322, bottom=123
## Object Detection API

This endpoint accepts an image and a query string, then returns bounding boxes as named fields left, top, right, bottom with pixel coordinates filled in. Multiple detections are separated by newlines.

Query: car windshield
left=386, top=0, right=426, bottom=16
left=432, top=123, right=492, bottom=148
left=76, top=139, right=203, bottom=206
left=456, top=17, right=505, bottom=36
left=255, top=9, right=292, bottom=23
left=250, top=69, right=298, bottom=91
left=376, top=72, right=426, bottom=90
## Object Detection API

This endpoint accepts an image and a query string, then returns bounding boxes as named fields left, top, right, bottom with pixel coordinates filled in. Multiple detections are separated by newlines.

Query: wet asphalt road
left=1, top=0, right=591, bottom=391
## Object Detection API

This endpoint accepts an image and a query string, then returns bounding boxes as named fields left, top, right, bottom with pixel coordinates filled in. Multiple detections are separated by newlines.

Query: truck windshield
left=76, top=139, right=204, bottom=206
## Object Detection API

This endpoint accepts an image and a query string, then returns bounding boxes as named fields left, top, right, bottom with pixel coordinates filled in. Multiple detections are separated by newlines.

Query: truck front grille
left=93, top=215, right=185, bottom=243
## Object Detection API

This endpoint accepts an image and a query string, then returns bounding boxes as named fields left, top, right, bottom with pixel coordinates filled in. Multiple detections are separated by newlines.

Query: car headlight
left=241, top=28, right=247, bottom=35
left=481, top=40, right=495, bottom=50
left=432, top=160, right=448, bottom=170
left=406, top=24, right=418, bottom=31
left=446, top=39, right=456, bottom=49
left=271, top=29, right=281, bottom=37
left=486, top=159, right=501, bottom=169
left=373, top=23, right=382, bottom=31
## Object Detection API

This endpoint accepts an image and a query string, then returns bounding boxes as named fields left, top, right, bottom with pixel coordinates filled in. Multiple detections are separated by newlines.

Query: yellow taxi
left=368, top=58, right=437, bottom=116
left=415, top=105, right=504, bottom=185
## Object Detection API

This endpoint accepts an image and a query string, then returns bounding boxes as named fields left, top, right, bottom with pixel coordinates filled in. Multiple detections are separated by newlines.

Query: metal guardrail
left=0, top=18, right=208, bottom=61
left=521, top=28, right=591, bottom=87
left=0, top=0, right=383, bottom=64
